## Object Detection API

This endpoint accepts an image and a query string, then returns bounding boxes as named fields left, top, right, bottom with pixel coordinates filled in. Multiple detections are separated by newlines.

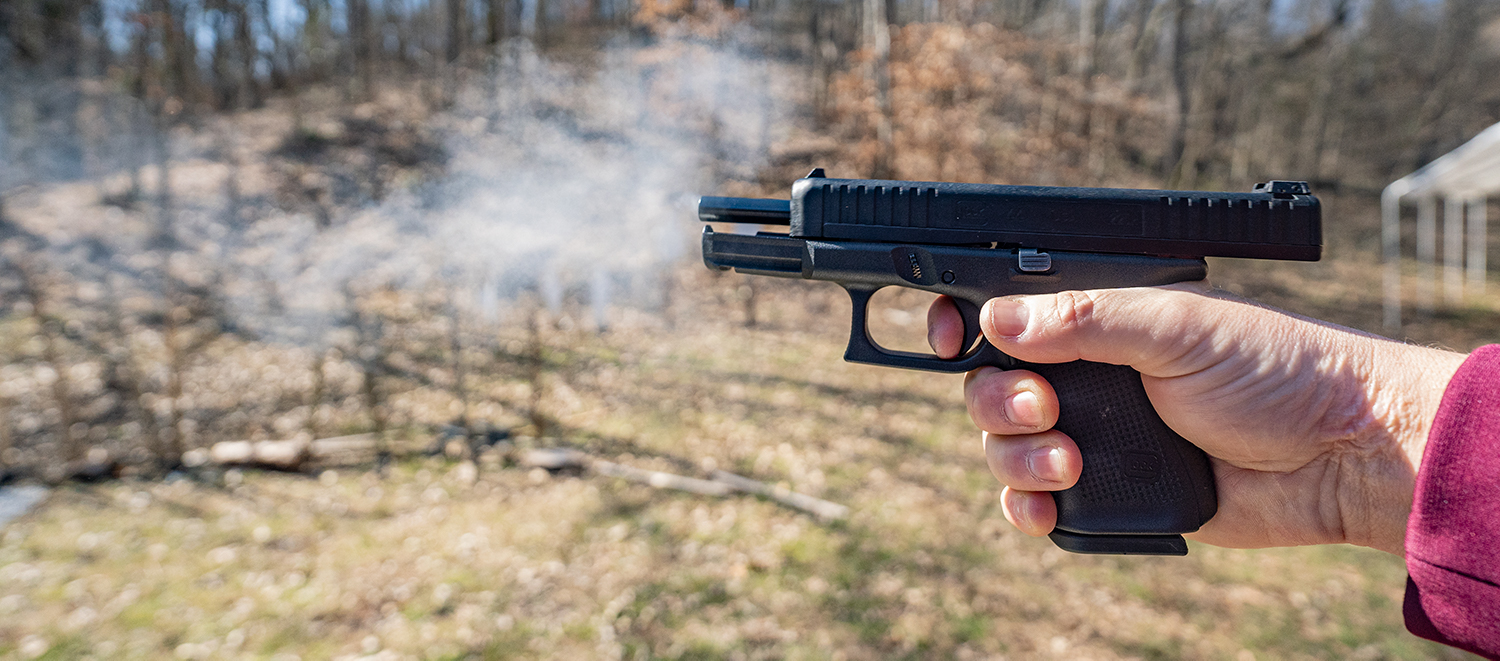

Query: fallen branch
left=518, top=447, right=587, bottom=470
left=205, top=434, right=381, bottom=471
left=207, top=439, right=309, bottom=470
left=710, top=470, right=849, bottom=521
left=309, top=433, right=380, bottom=464
left=534, top=447, right=849, bottom=520
left=593, top=460, right=733, bottom=497
left=202, top=437, right=851, bottom=521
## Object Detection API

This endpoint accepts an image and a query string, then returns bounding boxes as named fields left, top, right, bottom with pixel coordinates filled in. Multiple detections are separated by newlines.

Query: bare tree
left=307, top=348, right=329, bottom=438
left=1123, top=0, right=1162, bottom=89
left=345, top=285, right=392, bottom=467
left=448, top=0, right=467, bottom=62
left=1165, top=0, right=1192, bottom=182
left=1076, top=0, right=1107, bottom=79
left=865, top=0, right=893, bottom=179
left=348, top=0, right=376, bottom=100
left=524, top=306, right=548, bottom=437
left=233, top=0, right=261, bottom=107
left=487, top=0, right=507, bottom=45
left=16, top=262, right=82, bottom=465
left=446, top=288, right=470, bottom=431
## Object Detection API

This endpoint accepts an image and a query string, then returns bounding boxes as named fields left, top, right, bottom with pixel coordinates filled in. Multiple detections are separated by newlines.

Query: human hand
left=927, top=284, right=1465, bottom=555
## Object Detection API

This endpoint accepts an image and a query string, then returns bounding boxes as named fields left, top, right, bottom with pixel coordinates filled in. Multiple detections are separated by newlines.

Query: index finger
left=927, top=295, right=965, bottom=359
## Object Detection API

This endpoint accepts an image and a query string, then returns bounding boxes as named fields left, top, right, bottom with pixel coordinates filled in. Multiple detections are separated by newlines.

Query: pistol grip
left=1023, top=360, right=1217, bottom=556
left=838, top=284, right=1218, bottom=555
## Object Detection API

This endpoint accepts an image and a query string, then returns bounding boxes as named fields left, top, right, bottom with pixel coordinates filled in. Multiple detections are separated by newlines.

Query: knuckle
left=1048, top=290, right=1099, bottom=333
left=1000, top=442, right=1034, bottom=481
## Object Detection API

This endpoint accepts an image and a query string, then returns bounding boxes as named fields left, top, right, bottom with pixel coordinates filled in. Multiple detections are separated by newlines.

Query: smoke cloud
left=231, top=31, right=785, bottom=344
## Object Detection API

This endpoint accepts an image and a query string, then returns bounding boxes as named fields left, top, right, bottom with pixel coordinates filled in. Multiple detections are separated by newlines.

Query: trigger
left=953, top=298, right=984, bottom=357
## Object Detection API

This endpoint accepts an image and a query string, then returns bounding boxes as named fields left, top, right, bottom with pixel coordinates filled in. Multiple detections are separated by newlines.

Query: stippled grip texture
left=1025, top=360, right=1217, bottom=535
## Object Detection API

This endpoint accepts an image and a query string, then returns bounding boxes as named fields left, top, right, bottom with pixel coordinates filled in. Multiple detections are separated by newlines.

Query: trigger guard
left=842, top=286, right=1016, bottom=374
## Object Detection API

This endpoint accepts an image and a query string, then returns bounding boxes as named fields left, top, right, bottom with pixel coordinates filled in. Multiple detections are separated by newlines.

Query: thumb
left=979, top=283, right=1223, bottom=378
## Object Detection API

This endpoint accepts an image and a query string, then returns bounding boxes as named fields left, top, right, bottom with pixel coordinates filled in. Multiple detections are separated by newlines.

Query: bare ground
left=0, top=257, right=1489, bottom=659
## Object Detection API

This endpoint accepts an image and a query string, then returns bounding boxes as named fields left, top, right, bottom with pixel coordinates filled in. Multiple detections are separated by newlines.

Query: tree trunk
left=153, top=116, right=176, bottom=249
left=298, top=0, right=331, bottom=82
left=1399, top=0, right=1478, bottom=174
left=19, top=263, right=82, bottom=465
left=533, top=0, right=548, bottom=47
left=87, top=0, right=110, bottom=77
left=1077, top=0, right=1107, bottom=79
left=810, top=5, right=829, bottom=128
left=308, top=349, right=326, bottom=438
left=448, top=0, right=466, bottom=63
left=1165, top=0, right=1192, bottom=181
left=865, top=0, right=893, bottom=179
left=257, top=0, right=287, bottom=89
left=448, top=294, right=469, bottom=430
left=8, top=0, right=47, bottom=65
left=162, top=301, right=187, bottom=470
left=0, top=390, right=12, bottom=469
left=347, top=288, right=389, bottom=464
left=348, top=0, right=375, bottom=100
left=210, top=10, right=233, bottom=109
left=1298, top=53, right=1334, bottom=179
left=525, top=308, right=548, bottom=436
left=161, top=0, right=200, bottom=105
left=487, top=0, right=506, bottom=44
left=0, top=110, right=8, bottom=224
left=99, top=276, right=151, bottom=448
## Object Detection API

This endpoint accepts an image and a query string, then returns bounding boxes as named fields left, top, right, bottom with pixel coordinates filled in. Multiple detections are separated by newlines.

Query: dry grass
left=0, top=262, right=1486, bottom=660
left=2, top=20, right=1496, bottom=661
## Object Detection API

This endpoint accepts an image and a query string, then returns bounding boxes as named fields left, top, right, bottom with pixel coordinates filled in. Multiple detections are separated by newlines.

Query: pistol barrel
left=698, top=196, right=792, bottom=225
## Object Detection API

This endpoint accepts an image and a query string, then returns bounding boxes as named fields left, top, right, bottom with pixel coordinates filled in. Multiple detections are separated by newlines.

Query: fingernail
left=986, top=299, right=1029, bottom=337
left=1003, top=488, right=1030, bottom=530
left=1027, top=447, right=1065, bottom=483
left=1005, top=390, right=1042, bottom=428
left=1012, top=504, right=1030, bottom=532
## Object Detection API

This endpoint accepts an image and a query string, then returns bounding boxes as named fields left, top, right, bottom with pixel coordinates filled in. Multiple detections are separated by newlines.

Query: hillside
left=0, top=12, right=1496, bottom=661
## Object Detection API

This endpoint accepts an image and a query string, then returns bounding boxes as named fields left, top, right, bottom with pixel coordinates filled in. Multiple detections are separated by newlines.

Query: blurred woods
left=0, top=0, right=1497, bottom=480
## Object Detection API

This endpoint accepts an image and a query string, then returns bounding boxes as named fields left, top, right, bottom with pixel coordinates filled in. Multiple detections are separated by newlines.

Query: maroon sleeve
left=1404, top=344, right=1500, bottom=659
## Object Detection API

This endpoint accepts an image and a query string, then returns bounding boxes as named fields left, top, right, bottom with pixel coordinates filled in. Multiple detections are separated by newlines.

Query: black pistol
left=700, top=169, right=1321, bottom=556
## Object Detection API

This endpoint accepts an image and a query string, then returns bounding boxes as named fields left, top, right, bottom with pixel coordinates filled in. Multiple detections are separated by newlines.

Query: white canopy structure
left=1383, top=122, right=1500, bottom=331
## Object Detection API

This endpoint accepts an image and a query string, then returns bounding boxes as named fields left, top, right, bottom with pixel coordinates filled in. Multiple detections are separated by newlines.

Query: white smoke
left=232, top=31, right=786, bottom=344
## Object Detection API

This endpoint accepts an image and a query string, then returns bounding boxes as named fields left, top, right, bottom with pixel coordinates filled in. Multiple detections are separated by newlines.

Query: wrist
left=1337, top=340, right=1465, bottom=555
